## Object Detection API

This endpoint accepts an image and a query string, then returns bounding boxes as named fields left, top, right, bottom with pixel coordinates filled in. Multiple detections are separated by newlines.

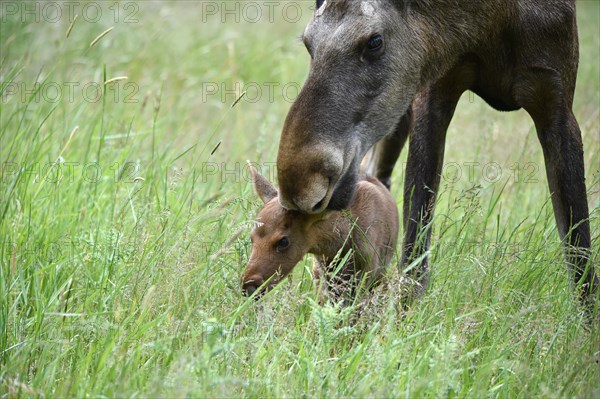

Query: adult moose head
left=277, top=0, right=420, bottom=213
left=277, top=0, right=598, bottom=311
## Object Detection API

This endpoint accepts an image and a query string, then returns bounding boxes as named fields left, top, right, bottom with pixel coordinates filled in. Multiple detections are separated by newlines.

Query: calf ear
left=247, top=161, right=278, bottom=204
left=316, top=0, right=325, bottom=9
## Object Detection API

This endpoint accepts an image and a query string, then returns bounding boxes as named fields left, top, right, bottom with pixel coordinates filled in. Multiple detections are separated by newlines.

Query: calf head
left=277, top=0, right=424, bottom=213
left=241, top=166, right=323, bottom=298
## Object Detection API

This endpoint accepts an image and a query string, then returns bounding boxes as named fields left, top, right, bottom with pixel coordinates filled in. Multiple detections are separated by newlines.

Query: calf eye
left=276, top=237, right=290, bottom=250
left=367, top=34, right=384, bottom=51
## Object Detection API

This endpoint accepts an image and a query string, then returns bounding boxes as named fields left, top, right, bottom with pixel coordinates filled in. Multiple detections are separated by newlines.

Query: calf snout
left=241, top=275, right=264, bottom=299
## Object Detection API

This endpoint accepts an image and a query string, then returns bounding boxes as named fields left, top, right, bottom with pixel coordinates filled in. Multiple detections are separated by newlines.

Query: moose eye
left=367, top=34, right=384, bottom=51
left=276, top=237, right=290, bottom=250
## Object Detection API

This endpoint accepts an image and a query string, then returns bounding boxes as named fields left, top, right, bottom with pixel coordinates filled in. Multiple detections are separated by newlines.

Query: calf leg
left=313, top=255, right=357, bottom=306
left=514, top=68, right=598, bottom=313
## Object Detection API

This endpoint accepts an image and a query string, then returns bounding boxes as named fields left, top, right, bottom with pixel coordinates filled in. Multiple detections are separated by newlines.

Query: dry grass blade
left=90, top=27, right=114, bottom=47
left=65, top=15, right=78, bottom=38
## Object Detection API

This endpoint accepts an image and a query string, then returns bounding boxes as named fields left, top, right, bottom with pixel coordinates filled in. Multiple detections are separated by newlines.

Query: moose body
left=241, top=167, right=399, bottom=303
left=276, top=0, right=598, bottom=309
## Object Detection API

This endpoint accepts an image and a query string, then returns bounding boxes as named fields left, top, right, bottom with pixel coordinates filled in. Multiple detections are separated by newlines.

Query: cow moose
left=241, top=165, right=399, bottom=304
left=275, top=0, right=598, bottom=311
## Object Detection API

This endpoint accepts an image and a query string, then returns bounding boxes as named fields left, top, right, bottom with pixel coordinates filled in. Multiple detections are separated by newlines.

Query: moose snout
left=277, top=143, right=354, bottom=213
left=277, top=157, right=343, bottom=213
left=279, top=174, right=330, bottom=213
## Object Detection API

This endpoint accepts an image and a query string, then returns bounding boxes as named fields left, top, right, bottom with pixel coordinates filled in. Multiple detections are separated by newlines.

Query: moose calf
left=241, top=166, right=399, bottom=304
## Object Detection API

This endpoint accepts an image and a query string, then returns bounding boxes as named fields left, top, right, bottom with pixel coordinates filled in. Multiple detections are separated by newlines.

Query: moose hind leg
left=515, top=68, right=598, bottom=313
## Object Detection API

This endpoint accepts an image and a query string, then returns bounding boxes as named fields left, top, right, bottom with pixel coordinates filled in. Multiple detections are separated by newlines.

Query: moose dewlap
left=241, top=166, right=399, bottom=304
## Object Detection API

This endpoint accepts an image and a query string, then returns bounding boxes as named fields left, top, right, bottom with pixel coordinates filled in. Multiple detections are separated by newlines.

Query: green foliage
left=1, top=1, right=598, bottom=397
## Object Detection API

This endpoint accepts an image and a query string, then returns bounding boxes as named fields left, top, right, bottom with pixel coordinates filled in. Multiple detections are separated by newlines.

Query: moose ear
left=247, top=161, right=278, bottom=204
left=316, top=0, right=326, bottom=10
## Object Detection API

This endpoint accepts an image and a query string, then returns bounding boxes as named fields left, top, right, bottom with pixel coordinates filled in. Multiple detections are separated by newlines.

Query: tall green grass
left=1, top=1, right=599, bottom=397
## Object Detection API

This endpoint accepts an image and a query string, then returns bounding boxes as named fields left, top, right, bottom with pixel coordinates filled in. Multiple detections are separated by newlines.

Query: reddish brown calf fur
left=241, top=166, right=398, bottom=304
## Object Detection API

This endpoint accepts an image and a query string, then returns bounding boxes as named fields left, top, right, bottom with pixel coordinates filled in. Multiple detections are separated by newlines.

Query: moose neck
left=406, top=0, right=515, bottom=89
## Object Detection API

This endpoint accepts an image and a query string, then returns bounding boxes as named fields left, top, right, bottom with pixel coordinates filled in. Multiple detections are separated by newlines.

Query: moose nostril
left=311, top=182, right=330, bottom=213
left=242, top=284, right=257, bottom=297
left=305, top=180, right=331, bottom=213
left=312, top=198, right=325, bottom=213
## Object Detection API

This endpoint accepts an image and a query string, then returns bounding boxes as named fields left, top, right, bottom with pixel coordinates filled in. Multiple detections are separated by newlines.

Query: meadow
left=1, top=1, right=599, bottom=397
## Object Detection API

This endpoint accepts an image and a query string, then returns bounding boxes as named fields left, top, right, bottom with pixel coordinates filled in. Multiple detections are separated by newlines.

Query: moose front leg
left=402, top=86, right=462, bottom=298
